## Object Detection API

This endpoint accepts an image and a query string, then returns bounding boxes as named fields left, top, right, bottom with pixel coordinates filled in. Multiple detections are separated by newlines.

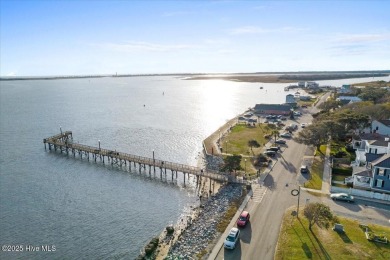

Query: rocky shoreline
left=166, top=184, right=244, bottom=259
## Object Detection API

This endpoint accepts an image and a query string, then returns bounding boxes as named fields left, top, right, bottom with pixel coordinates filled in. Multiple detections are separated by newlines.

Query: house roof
left=358, top=133, right=390, bottom=142
left=338, top=96, right=362, bottom=101
left=254, top=104, right=292, bottom=112
left=339, top=99, right=351, bottom=105
left=354, top=169, right=372, bottom=177
left=377, top=119, right=390, bottom=127
left=366, top=153, right=384, bottom=163
left=371, top=154, right=390, bottom=168
left=367, top=139, right=390, bottom=147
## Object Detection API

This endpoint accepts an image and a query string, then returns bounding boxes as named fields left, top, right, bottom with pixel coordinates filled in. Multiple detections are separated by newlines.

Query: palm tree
left=248, top=139, right=260, bottom=155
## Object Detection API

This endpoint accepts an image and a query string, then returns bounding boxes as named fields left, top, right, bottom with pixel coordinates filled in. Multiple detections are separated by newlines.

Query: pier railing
left=43, top=131, right=239, bottom=183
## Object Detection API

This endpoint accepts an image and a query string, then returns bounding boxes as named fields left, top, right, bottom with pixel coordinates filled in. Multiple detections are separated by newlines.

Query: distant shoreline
left=1, top=71, right=389, bottom=82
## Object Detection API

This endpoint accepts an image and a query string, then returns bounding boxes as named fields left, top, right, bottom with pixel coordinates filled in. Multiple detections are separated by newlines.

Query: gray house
left=371, top=154, right=390, bottom=193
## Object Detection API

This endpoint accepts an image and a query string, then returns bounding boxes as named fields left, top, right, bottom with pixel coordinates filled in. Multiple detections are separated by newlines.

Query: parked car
left=224, top=227, right=240, bottom=249
left=267, top=146, right=280, bottom=152
left=330, top=193, right=354, bottom=203
left=302, top=105, right=308, bottom=108
left=237, top=211, right=250, bottom=227
left=280, top=117, right=287, bottom=121
left=264, top=150, right=276, bottom=157
left=300, top=165, right=308, bottom=173
left=280, top=132, right=292, bottom=138
left=301, top=123, right=307, bottom=128
left=275, top=139, right=286, bottom=144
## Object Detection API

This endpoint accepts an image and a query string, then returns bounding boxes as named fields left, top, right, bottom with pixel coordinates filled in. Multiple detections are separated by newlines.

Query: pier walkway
left=43, top=131, right=235, bottom=183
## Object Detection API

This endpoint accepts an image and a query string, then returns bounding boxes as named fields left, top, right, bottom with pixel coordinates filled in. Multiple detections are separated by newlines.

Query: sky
left=1, top=0, right=390, bottom=76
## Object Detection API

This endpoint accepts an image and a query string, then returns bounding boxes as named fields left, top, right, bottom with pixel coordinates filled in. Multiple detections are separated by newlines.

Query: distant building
left=338, top=84, right=352, bottom=94
left=254, top=104, right=291, bottom=116
left=337, top=96, right=362, bottom=104
left=298, top=81, right=305, bottom=88
left=285, top=94, right=295, bottom=104
left=306, top=81, right=319, bottom=89
left=299, top=96, right=312, bottom=101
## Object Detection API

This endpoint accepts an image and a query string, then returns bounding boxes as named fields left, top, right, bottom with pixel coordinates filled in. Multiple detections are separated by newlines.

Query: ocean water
left=0, top=75, right=388, bottom=259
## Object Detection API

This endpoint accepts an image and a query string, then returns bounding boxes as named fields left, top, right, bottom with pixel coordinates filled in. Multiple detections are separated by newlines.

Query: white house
left=352, top=133, right=390, bottom=166
left=285, top=94, right=295, bottom=104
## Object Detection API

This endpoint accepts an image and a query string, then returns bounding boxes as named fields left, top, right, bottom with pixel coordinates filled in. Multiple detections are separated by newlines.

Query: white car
left=224, top=227, right=240, bottom=249
left=301, top=123, right=306, bottom=128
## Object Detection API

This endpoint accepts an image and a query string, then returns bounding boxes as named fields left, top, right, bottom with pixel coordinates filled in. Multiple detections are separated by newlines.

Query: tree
left=271, top=130, right=280, bottom=142
left=304, top=202, right=334, bottom=230
left=295, top=123, right=329, bottom=152
left=248, top=139, right=260, bottom=155
left=318, top=99, right=342, bottom=112
left=221, top=155, right=242, bottom=173
left=358, top=86, right=388, bottom=104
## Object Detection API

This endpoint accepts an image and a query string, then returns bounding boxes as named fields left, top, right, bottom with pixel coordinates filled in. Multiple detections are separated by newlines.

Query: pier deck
left=43, top=131, right=231, bottom=183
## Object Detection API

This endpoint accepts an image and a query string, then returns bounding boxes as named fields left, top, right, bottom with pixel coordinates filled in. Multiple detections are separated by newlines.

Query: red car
left=237, top=211, right=250, bottom=227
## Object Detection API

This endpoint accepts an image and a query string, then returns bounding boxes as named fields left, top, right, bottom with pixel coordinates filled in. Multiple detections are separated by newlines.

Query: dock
left=43, top=131, right=232, bottom=183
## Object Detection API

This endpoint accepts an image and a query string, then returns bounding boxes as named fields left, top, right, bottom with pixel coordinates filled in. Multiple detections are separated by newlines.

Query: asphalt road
left=214, top=92, right=390, bottom=260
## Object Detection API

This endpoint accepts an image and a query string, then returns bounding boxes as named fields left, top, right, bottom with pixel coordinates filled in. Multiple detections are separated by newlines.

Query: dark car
left=264, top=150, right=276, bottom=157
left=300, top=165, right=308, bottom=173
left=267, top=146, right=280, bottom=152
left=237, top=211, right=250, bottom=227
left=275, top=139, right=286, bottom=144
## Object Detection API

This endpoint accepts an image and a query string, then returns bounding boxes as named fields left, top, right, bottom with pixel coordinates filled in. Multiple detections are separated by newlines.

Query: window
left=376, top=179, right=384, bottom=188
left=378, top=168, right=385, bottom=176
left=376, top=126, right=379, bottom=130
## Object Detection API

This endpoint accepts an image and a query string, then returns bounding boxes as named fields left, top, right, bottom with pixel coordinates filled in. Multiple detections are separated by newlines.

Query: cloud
left=98, top=41, right=199, bottom=52
left=335, top=33, right=390, bottom=43
left=228, top=26, right=308, bottom=35
left=328, top=32, right=390, bottom=56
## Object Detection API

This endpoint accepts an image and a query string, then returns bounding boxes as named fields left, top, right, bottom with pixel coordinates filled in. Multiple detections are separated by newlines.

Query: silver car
left=224, top=227, right=240, bottom=249
left=330, top=193, right=354, bottom=203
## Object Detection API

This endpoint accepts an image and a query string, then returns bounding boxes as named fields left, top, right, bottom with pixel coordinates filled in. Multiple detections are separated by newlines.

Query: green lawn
left=304, top=156, right=323, bottom=190
left=275, top=209, right=390, bottom=260
left=222, top=124, right=277, bottom=174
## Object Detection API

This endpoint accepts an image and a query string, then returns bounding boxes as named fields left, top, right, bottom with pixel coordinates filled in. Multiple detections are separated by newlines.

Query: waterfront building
left=254, top=104, right=291, bottom=116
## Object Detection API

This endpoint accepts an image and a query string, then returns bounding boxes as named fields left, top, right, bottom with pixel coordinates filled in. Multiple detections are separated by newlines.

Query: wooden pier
left=43, top=131, right=231, bottom=183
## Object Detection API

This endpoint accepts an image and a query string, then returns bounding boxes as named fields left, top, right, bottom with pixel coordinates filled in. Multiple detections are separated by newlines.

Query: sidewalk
left=321, top=143, right=331, bottom=194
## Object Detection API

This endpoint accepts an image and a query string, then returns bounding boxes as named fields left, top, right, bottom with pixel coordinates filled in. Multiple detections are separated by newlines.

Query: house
left=338, top=84, right=352, bottom=94
left=352, top=133, right=390, bottom=166
left=299, top=96, right=312, bottom=101
left=370, top=154, right=390, bottom=193
left=372, top=119, right=390, bottom=135
left=298, top=81, right=305, bottom=88
left=349, top=154, right=390, bottom=193
left=337, top=96, right=362, bottom=104
left=306, top=81, right=319, bottom=89
left=285, top=94, right=295, bottom=104
left=254, top=104, right=292, bottom=116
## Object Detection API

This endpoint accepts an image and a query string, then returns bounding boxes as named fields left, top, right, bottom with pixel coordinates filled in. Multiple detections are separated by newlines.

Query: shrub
left=332, top=167, right=353, bottom=175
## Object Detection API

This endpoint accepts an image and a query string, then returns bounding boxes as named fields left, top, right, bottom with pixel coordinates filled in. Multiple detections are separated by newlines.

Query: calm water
left=0, top=75, right=388, bottom=259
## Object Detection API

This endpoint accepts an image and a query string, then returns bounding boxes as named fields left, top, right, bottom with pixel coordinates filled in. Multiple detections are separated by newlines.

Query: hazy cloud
left=98, top=41, right=200, bottom=52
left=334, top=33, right=390, bottom=43
left=228, top=26, right=308, bottom=35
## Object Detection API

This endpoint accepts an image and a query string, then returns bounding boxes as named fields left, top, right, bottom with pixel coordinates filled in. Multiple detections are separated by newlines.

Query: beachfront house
left=336, top=96, right=362, bottom=104
left=306, top=81, right=319, bottom=89
left=298, top=82, right=305, bottom=88
left=285, top=94, right=295, bottom=104
left=338, top=84, right=352, bottom=94
left=254, top=104, right=292, bottom=116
